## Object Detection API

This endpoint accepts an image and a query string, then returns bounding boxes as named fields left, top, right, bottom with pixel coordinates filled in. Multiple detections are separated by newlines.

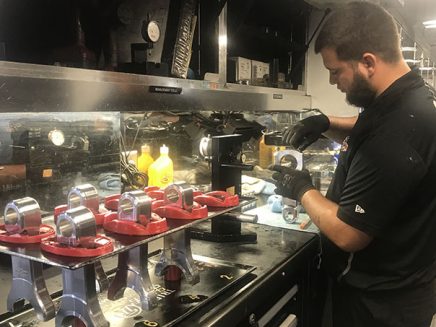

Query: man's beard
left=346, top=72, right=377, bottom=108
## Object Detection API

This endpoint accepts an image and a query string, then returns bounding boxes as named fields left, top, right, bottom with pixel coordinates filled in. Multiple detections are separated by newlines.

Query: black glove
left=269, top=165, right=315, bottom=201
left=282, top=113, right=330, bottom=151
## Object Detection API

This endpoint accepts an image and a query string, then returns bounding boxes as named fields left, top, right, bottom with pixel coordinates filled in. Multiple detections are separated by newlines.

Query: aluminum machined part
left=108, top=244, right=158, bottom=311
left=7, top=256, right=55, bottom=321
left=56, top=264, right=109, bottom=327
left=95, top=260, right=109, bottom=291
left=118, top=190, right=153, bottom=225
left=199, top=135, right=212, bottom=159
left=273, top=149, right=303, bottom=170
left=164, top=182, right=194, bottom=212
left=155, top=229, right=200, bottom=284
left=67, top=183, right=99, bottom=212
left=282, top=198, right=301, bottom=224
left=4, top=197, right=41, bottom=236
left=56, top=206, right=97, bottom=247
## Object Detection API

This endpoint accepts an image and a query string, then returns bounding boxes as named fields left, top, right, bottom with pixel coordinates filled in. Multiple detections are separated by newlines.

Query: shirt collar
left=364, top=70, right=424, bottom=113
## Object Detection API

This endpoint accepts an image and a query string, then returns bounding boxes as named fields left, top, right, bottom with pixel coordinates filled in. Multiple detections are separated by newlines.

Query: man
left=270, top=2, right=436, bottom=327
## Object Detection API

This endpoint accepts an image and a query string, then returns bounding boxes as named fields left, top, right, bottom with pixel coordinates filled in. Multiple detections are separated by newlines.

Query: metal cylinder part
left=67, top=184, right=99, bottom=212
left=56, top=206, right=97, bottom=247
left=118, top=190, right=152, bottom=225
left=164, top=182, right=193, bottom=211
left=199, top=135, right=212, bottom=159
left=273, top=149, right=303, bottom=170
left=4, top=197, right=41, bottom=236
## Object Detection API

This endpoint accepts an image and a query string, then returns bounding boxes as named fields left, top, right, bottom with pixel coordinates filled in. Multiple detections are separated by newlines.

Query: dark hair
left=314, top=2, right=402, bottom=63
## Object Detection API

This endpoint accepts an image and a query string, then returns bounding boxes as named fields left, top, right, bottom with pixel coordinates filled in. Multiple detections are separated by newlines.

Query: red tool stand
left=0, top=224, right=55, bottom=244
left=103, top=194, right=121, bottom=211
left=150, top=182, right=209, bottom=220
left=103, top=212, right=168, bottom=236
left=194, top=191, right=239, bottom=208
left=152, top=200, right=208, bottom=220
left=103, top=189, right=169, bottom=236
left=144, top=186, right=165, bottom=200
left=144, top=186, right=203, bottom=201
left=40, top=235, right=113, bottom=258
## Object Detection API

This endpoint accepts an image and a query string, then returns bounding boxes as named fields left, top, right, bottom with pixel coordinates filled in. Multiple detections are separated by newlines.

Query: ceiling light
left=419, top=67, right=435, bottom=71
left=405, top=59, right=421, bottom=63
left=423, top=20, right=436, bottom=28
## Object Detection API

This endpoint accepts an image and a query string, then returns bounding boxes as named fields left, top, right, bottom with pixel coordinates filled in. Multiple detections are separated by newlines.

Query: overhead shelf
left=0, top=61, right=311, bottom=113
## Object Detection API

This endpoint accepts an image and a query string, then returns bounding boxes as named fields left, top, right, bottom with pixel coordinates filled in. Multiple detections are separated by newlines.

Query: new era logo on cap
left=355, top=204, right=365, bottom=214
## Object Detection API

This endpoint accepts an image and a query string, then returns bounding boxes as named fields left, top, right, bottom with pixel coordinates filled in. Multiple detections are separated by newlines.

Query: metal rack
left=0, top=198, right=256, bottom=326
left=0, top=61, right=311, bottom=113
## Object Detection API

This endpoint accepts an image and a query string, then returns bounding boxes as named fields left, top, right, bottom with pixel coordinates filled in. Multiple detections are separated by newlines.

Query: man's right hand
left=282, top=113, right=330, bottom=151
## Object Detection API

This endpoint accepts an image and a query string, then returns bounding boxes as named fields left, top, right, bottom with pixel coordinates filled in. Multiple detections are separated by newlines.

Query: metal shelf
left=0, top=61, right=311, bottom=113
left=0, top=198, right=255, bottom=270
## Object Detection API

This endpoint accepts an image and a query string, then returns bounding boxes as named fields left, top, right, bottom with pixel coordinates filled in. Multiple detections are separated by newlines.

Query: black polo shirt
left=324, top=70, right=436, bottom=291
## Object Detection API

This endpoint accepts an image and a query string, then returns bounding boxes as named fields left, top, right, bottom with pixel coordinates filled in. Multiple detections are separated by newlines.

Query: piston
left=4, top=197, right=41, bottom=236
left=118, top=190, right=152, bottom=225
left=56, top=206, right=97, bottom=247
left=68, top=183, right=100, bottom=213
left=164, top=182, right=194, bottom=211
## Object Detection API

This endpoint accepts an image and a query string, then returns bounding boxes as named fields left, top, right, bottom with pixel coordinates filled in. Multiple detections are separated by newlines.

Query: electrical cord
left=119, top=132, right=148, bottom=189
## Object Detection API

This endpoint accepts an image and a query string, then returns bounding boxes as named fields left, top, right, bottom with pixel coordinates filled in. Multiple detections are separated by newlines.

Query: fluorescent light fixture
left=423, top=20, right=436, bottom=25
left=218, top=35, right=227, bottom=47
left=418, top=67, right=435, bottom=71
left=423, top=20, right=436, bottom=28
left=401, top=46, right=417, bottom=52
left=405, top=59, right=421, bottom=63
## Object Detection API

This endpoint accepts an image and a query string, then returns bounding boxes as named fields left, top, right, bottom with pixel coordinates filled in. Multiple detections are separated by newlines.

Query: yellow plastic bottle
left=137, top=144, right=154, bottom=174
left=259, top=135, right=273, bottom=168
left=148, top=144, right=174, bottom=188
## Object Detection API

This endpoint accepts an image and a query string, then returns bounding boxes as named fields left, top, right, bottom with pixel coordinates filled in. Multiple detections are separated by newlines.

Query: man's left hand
left=269, top=165, right=316, bottom=201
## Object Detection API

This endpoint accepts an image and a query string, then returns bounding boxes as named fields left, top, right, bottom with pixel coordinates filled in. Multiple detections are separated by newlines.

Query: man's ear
left=361, top=53, right=376, bottom=76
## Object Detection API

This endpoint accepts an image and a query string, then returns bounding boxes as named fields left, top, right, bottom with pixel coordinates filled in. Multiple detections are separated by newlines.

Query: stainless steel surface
left=118, top=190, right=153, bottom=224
left=7, top=256, right=55, bottom=321
left=68, top=183, right=100, bottom=213
left=0, top=198, right=255, bottom=269
left=57, top=264, right=109, bottom=327
left=4, top=197, right=41, bottom=236
left=0, top=61, right=311, bottom=112
left=56, top=206, right=97, bottom=247
left=108, top=243, right=157, bottom=311
left=155, top=229, right=200, bottom=284
left=164, top=182, right=194, bottom=211
left=218, top=3, right=227, bottom=84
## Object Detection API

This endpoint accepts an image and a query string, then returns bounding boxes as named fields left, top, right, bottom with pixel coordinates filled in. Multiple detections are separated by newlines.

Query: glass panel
left=0, top=112, right=120, bottom=212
